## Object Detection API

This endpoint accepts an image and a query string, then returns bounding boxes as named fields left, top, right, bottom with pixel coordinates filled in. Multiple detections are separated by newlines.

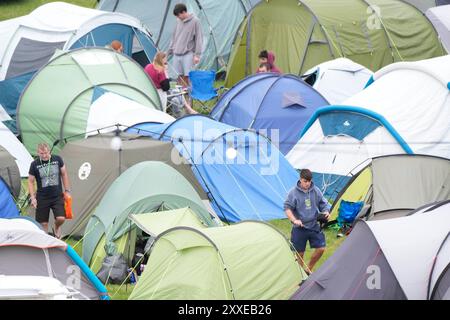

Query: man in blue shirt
left=284, top=169, right=330, bottom=274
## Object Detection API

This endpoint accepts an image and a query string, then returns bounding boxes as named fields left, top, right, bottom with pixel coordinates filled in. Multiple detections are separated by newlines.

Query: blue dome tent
left=211, top=73, right=329, bottom=154
left=127, top=115, right=298, bottom=223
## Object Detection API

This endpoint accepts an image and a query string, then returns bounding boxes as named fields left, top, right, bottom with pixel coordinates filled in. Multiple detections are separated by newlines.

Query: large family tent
left=82, top=161, right=220, bottom=273
left=404, top=0, right=450, bottom=12
left=225, top=0, right=445, bottom=86
left=287, top=55, right=450, bottom=198
left=17, top=47, right=162, bottom=155
left=0, top=217, right=108, bottom=300
left=0, top=147, right=20, bottom=218
left=329, top=155, right=450, bottom=222
left=210, top=73, right=329, bottom=154
left=98, top=0, right=259, bottom=71
left=427, top=5, right=450, bottom=53
left=129, top=221, right=305, bottom=300
left=291, top=201, right=450, bottom=300
left=0, top=2, right=158, bottom=132
left=58, top=133, right=209, bottom=238
left=127, top=115, right=298, bottom=223
left=302, top=58, right=373, bottom=105
left=0, top=121, right=33, bottom=177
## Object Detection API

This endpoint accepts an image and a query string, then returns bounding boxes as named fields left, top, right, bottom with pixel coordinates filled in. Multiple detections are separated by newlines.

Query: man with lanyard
left=28, top=143, right=71, bottom=239
left=284, top=169, right=330, bottom=274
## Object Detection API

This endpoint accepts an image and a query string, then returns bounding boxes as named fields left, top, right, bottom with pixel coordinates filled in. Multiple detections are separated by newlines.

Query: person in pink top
left=144, top=51, right=196, bottom=115
left=145, top=52, right=170, bottom=90
left=256, top=50, right=282, bottom=74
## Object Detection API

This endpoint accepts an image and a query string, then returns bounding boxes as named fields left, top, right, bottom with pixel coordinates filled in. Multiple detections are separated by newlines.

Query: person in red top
left=256, top=50, right=282, bottom=74
left=145, top=51, right=171, bottom=110
left=145, top=51, right=196, bottom=115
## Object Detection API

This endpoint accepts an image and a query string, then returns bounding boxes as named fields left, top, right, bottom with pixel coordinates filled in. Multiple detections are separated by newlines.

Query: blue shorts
left=291, top=227, right=326, bottom=252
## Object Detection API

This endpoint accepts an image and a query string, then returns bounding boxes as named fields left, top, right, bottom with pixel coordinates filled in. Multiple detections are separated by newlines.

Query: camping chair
left=166, top=86, right=189, bottom=118
left=188, top=70, right=225, bottom=112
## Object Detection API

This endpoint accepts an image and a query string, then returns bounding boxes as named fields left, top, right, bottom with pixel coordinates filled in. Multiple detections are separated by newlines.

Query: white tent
left=286, top=55, right=450, bottom=197
left=427, top=5, right=450, bottom=53
left=0, top=217, right=108, bottom=300
left=85, top=90, right=175, bottom=137
left=302, top=58, right=373, bottom=105
left=367, top=201, right=450, bottom=300
left=0, top=121, right=33, bottom=177
left=0, top=1, right=157, bottom=81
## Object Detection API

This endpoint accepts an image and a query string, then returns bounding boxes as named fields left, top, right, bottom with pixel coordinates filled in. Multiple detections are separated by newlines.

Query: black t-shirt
left=29, top=155, right=64, bottom=199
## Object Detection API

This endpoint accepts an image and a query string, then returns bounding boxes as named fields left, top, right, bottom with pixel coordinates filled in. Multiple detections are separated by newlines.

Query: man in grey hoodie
left=284, top=169, right=330, bottom=274
left=168, top=3, right=203, bottom=87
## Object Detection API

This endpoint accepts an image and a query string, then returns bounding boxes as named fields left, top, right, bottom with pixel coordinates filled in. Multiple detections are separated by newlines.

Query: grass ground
left=0, top=0, right=97, bottom=21
left=10, top=0, right=347, bottom=300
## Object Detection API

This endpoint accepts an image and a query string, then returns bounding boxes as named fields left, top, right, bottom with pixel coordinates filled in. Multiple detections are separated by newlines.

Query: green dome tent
left=17, top=47, right=162, bottom=154
left=82, top=161, right=219, bottom=273
left=225, top=0, right=445, bottom=86
left=129, top=221, right=306, bottom=300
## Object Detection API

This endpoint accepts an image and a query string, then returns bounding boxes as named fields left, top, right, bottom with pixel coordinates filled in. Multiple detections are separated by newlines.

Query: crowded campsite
left=0, top=0, right=449, bottom=302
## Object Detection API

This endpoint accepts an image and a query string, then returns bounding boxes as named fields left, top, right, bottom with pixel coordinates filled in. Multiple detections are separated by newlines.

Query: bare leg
left=177, top=75, right=190, bottom=88
left=54, top=217, right=65, bottom=239
left=41, top=222, right=49, bottom=234
left=182, top=96, right=197, bottom=114
left=308, top=247, right=325, bottom=272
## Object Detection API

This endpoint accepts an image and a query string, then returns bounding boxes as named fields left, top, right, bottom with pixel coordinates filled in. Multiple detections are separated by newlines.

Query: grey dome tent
left=291, top=200, right=450, bottom=300
left=0, top=217, right=108, bottom=300
left=329, top=155, right=450, bottom=222
left=57, top=133, right=211, bottom=239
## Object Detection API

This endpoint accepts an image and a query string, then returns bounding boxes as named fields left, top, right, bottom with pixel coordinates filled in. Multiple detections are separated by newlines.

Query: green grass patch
left=0, top=0, right=98, bottom=21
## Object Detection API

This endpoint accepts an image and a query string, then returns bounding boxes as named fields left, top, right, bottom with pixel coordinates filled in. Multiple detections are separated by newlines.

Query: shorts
left=291, top=226, right=326, bottom=252
left=173, top=52, right=194, bottom=77
left=35, top=196, right=65, bottom=223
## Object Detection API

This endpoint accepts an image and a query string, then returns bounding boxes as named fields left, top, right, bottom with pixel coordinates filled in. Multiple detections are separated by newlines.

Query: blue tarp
left=0, top=179, right=19, bottom=218
left=127, top=115, right=298, bottom=223
left=211, top=73, right=329, bottom=155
